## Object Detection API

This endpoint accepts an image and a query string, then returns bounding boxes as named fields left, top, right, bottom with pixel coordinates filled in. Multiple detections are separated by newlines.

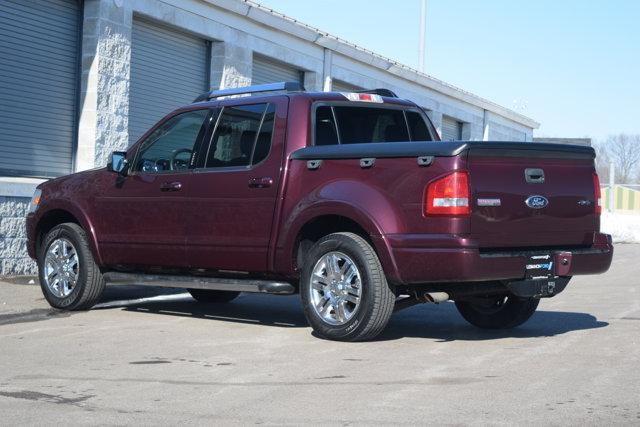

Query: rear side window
left=314, top=105, right=432, bottom=145
left=253, top=104, right=275, bottom=164
left=205, top=103, right=274, bottom=168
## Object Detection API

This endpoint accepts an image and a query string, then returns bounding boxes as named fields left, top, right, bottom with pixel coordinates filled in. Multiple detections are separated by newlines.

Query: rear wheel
left=300, top=232, right=395, bottom=341
left=188, top=289, right=240, bottom=303
left=38, top=223, right=105, bottom=310
left=455, top=295, right=539, bottom=329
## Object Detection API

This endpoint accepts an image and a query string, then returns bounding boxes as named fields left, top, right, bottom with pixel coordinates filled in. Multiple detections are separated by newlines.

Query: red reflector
left=425, top=171, right=470, bottom=216
left=593, top=172, right=602, bottom=215
left=359, top=93, right=372, bottom=101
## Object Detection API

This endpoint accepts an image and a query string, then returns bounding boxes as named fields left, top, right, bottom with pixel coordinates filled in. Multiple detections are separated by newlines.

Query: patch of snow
left=600, top=212, right=640, bottom=243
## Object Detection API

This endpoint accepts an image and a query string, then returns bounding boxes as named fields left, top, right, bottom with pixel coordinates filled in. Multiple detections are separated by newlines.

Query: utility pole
left=419, top=0, right=427, bottom=72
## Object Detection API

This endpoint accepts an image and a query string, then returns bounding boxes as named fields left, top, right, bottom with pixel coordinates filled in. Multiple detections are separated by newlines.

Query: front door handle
left=248, top=177, right=273, bottom=188
left=160, top=181, right=182, bottom=192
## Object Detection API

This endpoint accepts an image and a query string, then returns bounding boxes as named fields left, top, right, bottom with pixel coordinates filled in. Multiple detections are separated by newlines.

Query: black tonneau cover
left=290, top=141, right=595, bottom=161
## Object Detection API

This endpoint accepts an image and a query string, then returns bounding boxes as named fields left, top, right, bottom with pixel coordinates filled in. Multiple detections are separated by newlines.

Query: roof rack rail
left=353, top=88, right=398, bottom=98
left=193, top=82, right=305, bottom=102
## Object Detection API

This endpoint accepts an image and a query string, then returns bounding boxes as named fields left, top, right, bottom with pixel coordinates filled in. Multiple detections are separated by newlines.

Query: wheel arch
left=294, top=214, right=372, bottom=273
left=34, top=205, right=103, bottom=266
left=275, top=204, right=400, bottom=283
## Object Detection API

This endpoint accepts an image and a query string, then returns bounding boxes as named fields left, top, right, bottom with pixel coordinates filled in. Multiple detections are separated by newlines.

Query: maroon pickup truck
left=26, top=82, right=613, bottom=341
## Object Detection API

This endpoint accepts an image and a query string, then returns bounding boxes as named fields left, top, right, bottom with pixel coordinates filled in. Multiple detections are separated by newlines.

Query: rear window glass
left=315, top=106, right=339, bottom=145
left=406, top=111, right=430, bottom=141
left=334, top=106, right=408, bottom=144
left=314, top=105, right=432, bottom=145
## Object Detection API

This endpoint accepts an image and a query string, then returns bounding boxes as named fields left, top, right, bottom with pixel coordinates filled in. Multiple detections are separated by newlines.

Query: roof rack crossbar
left=353, top=88, right=398, bottom=98
left=193, top=81, right=305, bottom=102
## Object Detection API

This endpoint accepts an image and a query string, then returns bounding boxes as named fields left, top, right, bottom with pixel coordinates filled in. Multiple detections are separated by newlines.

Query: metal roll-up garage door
left=129, top=19, right=209, bottom=145
left=0, top=0, right=80, bottom=178
left=441, top=116, right=463, bottom=141
left=252, top=54, right=304, bottom=86
left=332, top=80, right=363, bottom=92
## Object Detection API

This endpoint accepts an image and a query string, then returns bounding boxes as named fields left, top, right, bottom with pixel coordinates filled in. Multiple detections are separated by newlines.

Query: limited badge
left=477, top=198, right=501, bottom=207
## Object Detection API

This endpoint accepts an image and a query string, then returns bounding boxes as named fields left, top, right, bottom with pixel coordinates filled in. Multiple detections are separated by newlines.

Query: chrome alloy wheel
left=43, top=238, right=79, bottom=298
left=309, top=251, right=362, bottom=325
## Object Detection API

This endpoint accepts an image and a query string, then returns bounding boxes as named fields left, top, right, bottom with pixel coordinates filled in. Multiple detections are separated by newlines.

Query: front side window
left=134, top=109, right=209, bottom=173
left=314, top=105, right=433, bottom=145
left=205, top=103, right=274, bottom=168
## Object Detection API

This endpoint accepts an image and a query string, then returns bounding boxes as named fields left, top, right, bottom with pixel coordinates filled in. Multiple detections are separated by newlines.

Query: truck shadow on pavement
left=99, top=286, right=609, bottom=342
left=380, top=303, right=608, bottom=342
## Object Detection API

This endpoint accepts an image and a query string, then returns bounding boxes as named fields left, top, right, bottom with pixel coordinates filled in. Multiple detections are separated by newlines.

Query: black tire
left=37, top=223, right=105, bottom=310
left=455, top=295, right=539, bottom=329
left=188, top=289, right=240, bottom=303
left=300, top=232, right=395, bottom=341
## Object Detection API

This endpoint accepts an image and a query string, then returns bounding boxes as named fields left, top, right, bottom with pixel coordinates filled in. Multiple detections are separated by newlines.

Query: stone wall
left=0, top=197, right=36, bottom=275
left=78, top=0, right=133, bottom=171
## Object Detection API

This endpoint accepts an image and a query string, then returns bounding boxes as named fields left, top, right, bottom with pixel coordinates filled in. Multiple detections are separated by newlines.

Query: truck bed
left=282, top=141, right=607, bottom=284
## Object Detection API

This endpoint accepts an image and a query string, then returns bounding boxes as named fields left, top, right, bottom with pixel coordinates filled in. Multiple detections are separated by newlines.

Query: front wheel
left=300, top=232, right=395, bottom=341
left=38, top=223, right=105, bottom=310
left=455, top=295, right=539, bottom=329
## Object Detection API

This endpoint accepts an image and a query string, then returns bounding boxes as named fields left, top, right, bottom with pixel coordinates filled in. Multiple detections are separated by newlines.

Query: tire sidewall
left=38, top=224, right=90, bottom=309
left=300, top=234, right=379, bottom=340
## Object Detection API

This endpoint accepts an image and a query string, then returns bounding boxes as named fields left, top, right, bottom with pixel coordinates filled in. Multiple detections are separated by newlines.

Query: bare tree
left=593, top=140, right=611, bottom=181
left=596, top=134, right=640, bottom=184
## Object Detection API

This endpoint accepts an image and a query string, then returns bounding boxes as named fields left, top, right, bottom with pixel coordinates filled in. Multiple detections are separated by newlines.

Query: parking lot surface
left=1, top=245, right=639, bottom=425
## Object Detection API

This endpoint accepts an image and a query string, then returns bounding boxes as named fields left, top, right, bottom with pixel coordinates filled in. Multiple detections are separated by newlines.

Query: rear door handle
left=160, top=181, right=182, bottom=192
left=525, top=168, right=545, bottom=184
left=248, top=177, right=273, bottom=188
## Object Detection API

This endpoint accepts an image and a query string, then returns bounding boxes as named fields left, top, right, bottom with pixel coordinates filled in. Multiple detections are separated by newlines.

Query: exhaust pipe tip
left=423, top=292, right=449, bottom=304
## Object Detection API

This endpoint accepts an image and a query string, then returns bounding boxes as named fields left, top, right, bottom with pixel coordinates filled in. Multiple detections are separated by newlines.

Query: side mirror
left=108, top=151, right=128, bottom=175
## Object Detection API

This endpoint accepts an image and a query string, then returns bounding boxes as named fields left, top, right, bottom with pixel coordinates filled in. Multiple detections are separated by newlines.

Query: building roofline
left=205, top=0, right=540, bottom=129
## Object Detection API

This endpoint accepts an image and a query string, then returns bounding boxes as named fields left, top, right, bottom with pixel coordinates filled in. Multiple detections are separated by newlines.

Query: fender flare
left=33, top=199, right=104, bottom=266
left=274, top=184, right=404, bottom=281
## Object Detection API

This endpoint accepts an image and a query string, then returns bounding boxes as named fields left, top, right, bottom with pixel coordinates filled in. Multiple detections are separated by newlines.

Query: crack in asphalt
left=0, top=390, right=94, bottom=405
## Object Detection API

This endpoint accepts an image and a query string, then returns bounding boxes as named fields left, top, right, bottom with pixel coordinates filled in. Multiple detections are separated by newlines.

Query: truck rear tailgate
left=467, top=144, right=599, bottom=249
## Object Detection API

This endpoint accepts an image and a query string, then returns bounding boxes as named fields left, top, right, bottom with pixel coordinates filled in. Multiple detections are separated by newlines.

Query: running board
left=103, top=272, right=296, bottom=295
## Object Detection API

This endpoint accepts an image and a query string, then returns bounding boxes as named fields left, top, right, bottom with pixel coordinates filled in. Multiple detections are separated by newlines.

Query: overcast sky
left=256, top=0, right=640, bottom=141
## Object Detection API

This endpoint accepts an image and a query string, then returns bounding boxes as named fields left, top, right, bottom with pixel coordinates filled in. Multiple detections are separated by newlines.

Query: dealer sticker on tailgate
left=525, top=254, right=554, bottom=280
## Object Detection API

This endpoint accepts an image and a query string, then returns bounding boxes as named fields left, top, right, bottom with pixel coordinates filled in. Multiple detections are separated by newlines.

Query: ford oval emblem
left=525, top=195, right=548, bottom=209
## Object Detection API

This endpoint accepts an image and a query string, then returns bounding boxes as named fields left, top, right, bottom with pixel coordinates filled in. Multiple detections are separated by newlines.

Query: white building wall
left=0, top=0, right=539, bottom=275
left=484, top=110, right=533, bottom=142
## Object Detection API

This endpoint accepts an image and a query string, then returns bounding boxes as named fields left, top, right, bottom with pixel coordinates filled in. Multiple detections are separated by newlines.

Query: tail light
left=424, top=171, right=470, bottom=216
left=593, top=172, right=602, bottom=215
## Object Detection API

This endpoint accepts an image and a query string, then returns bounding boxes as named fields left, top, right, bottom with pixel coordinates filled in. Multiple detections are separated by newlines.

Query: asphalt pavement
left=1, top=245, right=639, bottom=425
